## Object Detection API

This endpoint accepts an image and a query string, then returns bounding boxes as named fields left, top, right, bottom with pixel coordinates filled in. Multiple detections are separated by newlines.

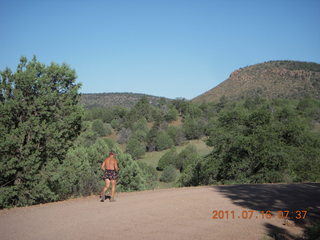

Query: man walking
left=100, top=152, right=119, bottom=202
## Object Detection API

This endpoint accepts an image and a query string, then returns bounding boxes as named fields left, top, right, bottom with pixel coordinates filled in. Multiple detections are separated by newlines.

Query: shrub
left=175, top=144, right=199, bottom=171
left=92, top=119, right=107, bottom=136
left=182, top=115, right=205, bottom=140
left=164, top=104, right=179, bottom=122
left=160, top=165, right=177, bottom=182
left=126, top=137, right=146, bottom=159
left=137, top=161, right=158, bottom=189
left=157, top=148, right=178, bottom=170
left=111, top=118, right=122, bottom=131
left=166, top=126, right=185, bottom=145
left=156, top=131, right=174, bottom=151
left=201, top=99, right=320, bottom=185
left=118, top=128, right=131, bottom=144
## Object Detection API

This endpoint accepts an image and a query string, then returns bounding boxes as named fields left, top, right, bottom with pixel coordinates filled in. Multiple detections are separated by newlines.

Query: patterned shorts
left=103, top=169, right=119, bottom=181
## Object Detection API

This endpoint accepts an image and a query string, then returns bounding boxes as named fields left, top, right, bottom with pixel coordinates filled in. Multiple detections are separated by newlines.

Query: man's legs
left=110, top=180, right=116, bottom=202
left=101, top=179, right=110, bottom=201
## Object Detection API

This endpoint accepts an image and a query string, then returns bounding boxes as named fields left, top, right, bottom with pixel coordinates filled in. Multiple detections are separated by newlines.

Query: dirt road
left=1, top=183, right=319, bottom=240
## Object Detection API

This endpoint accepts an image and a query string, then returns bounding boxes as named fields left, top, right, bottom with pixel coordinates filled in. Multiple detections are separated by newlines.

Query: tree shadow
left=213, top=183, right=320, bottom=239
left=264, top=223, right=299, bottom=240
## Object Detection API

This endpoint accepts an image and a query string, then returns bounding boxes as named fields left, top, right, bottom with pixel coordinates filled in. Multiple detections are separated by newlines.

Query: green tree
left=157, top=147, right=177, bottom=170
left=0, top=56, right=83, bottom=208
left=91, top=119, right=111, bottom=137
left=146, top=126, right=159, bottom=152
left=182, top=115, right=205, bottom=140
left=297, top=97, right=320, bottom=121
left=131, top=117, right=148, bottom=132
left=131, top=96, right=153, bottom=121
left=117, top=153, right=147, bottom=191
left=126, top=136, right=146, bottom=159
left=178, top=161, right=202, bottom=187
left=136, top=161, right=158, bottom=189
left=156, top=131, right=174, bottom=151
left=166, top=126, right=185, bottom=145
left=76, top=121, right=98, bottom=147
left=172, top=98, right=189, bottom=115
left=130, top=118, right=148, bottom=142
left=175, top=145, right=199, bottom=172
left=160, top=165, right=177, bottom=182
left=164, top=104, right=179, bottom=122
left=84, top=107, right=113, bottom=123
left=110, top=118, right=122, bottom=131
left=202, top=99, right=320, bottom=185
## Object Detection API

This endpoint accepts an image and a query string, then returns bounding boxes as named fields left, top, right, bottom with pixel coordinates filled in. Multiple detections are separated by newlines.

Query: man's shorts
left=103, top=169, right=119, bottom=181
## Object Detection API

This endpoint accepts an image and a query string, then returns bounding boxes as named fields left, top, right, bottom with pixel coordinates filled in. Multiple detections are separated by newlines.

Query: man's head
left=109, top=152, right=115, bottom=157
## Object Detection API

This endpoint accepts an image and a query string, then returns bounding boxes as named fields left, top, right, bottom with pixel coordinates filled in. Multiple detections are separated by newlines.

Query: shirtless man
left=100, top=152, right=119, bottom=202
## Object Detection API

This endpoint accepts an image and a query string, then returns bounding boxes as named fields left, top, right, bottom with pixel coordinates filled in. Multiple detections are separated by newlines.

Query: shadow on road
left=213, top=183, right=320, bottom=239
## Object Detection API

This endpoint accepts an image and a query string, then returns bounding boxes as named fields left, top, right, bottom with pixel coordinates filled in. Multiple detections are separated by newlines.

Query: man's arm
left=114, top=160, right=119, bottom=172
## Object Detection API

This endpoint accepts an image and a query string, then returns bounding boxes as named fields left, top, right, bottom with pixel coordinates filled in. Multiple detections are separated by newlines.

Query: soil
left=1, top=183, right=319, bottom=240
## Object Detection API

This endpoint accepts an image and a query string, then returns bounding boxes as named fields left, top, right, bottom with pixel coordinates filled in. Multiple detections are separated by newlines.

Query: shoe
left=100, top=195, right=105, bottom=202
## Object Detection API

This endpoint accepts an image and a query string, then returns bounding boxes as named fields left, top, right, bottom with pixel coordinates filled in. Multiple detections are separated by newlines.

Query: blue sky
left=1, top=0, right=320, bottom=99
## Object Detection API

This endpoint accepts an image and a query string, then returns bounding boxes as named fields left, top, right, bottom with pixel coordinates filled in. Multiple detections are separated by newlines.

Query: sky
left=1, top=0, right=320, bottom=99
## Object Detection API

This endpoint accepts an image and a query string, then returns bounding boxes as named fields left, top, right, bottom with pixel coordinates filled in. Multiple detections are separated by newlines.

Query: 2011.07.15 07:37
left=211, top=210, right=308, bottom=220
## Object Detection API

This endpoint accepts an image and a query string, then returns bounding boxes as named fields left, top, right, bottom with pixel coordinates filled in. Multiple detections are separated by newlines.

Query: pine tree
left=0, top=56, right=83, bottom=207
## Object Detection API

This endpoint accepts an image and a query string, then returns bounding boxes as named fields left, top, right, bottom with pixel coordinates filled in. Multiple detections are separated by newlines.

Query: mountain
left=193, top=61, right=320, bottom=102
left=80, top=92, right=171, bottom=108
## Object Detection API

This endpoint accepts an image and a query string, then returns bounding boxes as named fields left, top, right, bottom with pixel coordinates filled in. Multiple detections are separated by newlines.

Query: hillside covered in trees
left=81, top=92, right=172, bottom=108
left=1, top=57, right=320, bottom=210
left=85, top=96, right=320, bottom=187
left=193, top=61, right=320, bottom=102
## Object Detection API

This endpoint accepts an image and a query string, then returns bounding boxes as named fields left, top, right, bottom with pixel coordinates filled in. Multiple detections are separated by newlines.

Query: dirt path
left=1, top=183, right=319, bottom=240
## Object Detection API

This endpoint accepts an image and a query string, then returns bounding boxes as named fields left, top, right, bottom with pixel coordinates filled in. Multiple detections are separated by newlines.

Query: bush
left=117, top=153, right=147, bottom=191
left=111, top=118, right=122, bottom=131
left=178, top=161, right=202, bottom=187
left=157, top=148, right=178, bottom=170
left=126, top=137, right=146, bottom=159
left=156, top=131, right=174, bottom=151
left=160, top=165, right=177, bottom=182
left=164, top=105, right=179, bottom=122
left=166, top=126, right=185, bottom=145
left=92, top=119, right=107, bottom=136
left=137, top=161, right=158, bottom=189
left=76, top=122, right=98, bottom=147
left=0, top=56, right=83, bottom=208
left=131, top=118, right=148, bottom=132
left=201, top=99, right=320, bottom=185
left=175, top=144, right=199, bottom=171
left=118, top=128, right=131, bottom=144
left=182, top=115, right=205, bottom=140
left=146, top=126, right=158, bottom=152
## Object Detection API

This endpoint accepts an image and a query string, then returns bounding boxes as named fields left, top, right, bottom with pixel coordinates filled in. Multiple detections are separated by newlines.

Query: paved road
left=1, top=183, right=319, bottom=240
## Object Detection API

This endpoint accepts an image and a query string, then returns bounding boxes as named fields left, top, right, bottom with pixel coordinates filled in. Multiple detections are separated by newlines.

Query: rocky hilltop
left=193, top=61, right=320, bottom=102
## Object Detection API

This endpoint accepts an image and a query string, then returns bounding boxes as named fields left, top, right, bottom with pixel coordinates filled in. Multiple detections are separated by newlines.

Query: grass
left=137, top=139, right=213, bottom=189
left=138, top=139, right=213, bottom=169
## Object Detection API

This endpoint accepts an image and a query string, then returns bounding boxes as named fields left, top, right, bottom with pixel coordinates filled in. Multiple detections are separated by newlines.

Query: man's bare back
left=102, top=156, right=119, bottom=171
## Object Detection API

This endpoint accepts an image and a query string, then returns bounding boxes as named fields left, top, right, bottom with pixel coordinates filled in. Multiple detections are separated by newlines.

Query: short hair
left=109, top=152, right=114, bottom=156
